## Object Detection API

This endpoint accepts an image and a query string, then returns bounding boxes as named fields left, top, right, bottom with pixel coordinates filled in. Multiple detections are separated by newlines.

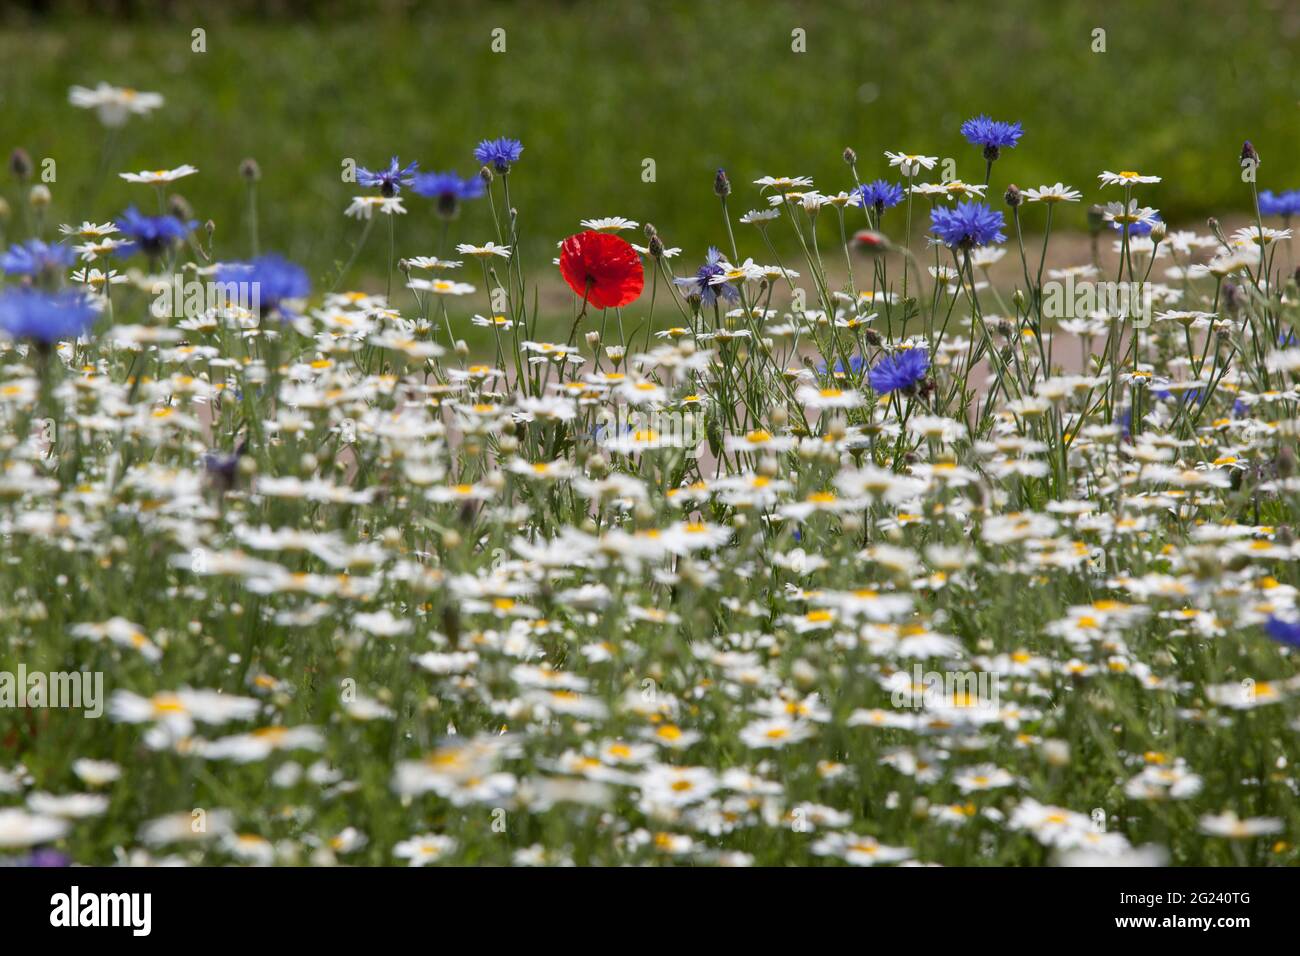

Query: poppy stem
left=566, top=277, right=594, bottom=346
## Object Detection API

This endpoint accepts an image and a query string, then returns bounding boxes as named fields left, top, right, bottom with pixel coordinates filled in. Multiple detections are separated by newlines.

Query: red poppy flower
left=558, top=230, right=644, bottom=310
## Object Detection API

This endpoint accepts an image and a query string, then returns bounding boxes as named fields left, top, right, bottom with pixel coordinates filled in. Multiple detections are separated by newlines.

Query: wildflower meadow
left=2, top=4, right=1300, bottom=888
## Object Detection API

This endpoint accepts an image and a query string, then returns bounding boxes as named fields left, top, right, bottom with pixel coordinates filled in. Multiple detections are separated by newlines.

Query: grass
left=1, top=0, right=1297, bottom=289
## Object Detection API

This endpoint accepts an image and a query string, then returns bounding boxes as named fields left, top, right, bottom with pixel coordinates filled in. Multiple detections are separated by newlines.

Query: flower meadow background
left=1, top=0, right=1300, bottom=868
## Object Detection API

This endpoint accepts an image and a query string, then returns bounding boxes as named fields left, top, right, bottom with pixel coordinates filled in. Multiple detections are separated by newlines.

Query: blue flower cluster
left=1259, top=189, right=1300, bottom=217
left=217, top=254, right=311, bottom=318
left=868, top=349, right=930, bottom=395
left=115, top=207, right=196, bottom=259
left=474, top=137, right=524, bottom=174
left=930, top=201, right=1006, bottom=249
left=358, top=157, right=419, bottom=197
left=0, top=287, right=97, bottom=345
left=1, top=239, right=75, bottom=278
left=960, top=115, right=1023, bottom=160
left=854, top=179, right=905, bottom=214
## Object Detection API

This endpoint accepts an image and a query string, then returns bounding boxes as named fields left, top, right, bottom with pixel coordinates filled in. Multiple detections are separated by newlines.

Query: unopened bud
left=9, top=148, right=32, bottom=182
left=239, top=157, right=261, bottom=182
left=1004, top=184, right=1022, bottom=208
left=713, top=168, right=731, bottom=199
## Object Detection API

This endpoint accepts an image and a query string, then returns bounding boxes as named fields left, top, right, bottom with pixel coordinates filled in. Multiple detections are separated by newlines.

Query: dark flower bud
left=1240, top=141, right=1260, bottom=167
left=1004, top=184, right=1022, bottom=208
left=643, top=222, right=657, bottom=239
left=1278, top=445, right=1296, bottom=479
left=479, top=164, right=494, bottom=185
left=648, top=234, right=664, bottom=259
left=169, top=194, right=194, bottom=222
left=842, top=146, right=857, bottom=166
left=714, top=168, right=731, bottom=199
left=9, top=148, right=32, bottom=182
left=1086, top=205, right=1105, bottom=235
left=239, top=158, right=261, bottom=182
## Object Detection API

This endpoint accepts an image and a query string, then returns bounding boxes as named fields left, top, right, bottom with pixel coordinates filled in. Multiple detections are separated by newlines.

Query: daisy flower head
left=853, top=179, right=905, bottom=216
left=0, top=287, right=98, bottom=345
left=1024, top=183, right=1082, bottom=204
left=474, top=137, right=524, bottom=174
left=68, top=82, right=164, bottom=127
left=868, top=348, right=930, bottom=395
left=412, top=171, right=485, bottom=218
left=960, top=115, right=1023, bottom=161
left=119, top=164, right=199, bottom=185
left=358, top=157, right=418, bottom=197
left=1104, top=200, right=1160, bottom=234
left=580, top=216, right=639, bottom=233
left=929, top=200, right=1006, bottom=249
left=1098, top=169, right=1161, bottom=187
left=558, top=231, right=644, bottom=310
left=885, top=151, right=938, bottom=177
left=345, top=196, right=406, bottom=219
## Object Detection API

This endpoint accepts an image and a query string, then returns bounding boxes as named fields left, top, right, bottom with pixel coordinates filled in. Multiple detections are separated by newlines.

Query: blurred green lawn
left=1, top=0, right=1297, bottom=304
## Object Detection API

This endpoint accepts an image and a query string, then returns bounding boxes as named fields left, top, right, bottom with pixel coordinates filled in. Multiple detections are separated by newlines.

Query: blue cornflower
left=1, top=239, right=75, bottom=277
left=854, top=179, right=905, bottom=215
left=673, top=247, right=739, bottom=308
left=1259, top=189, right=1300, bottom=218
left=930, top=201, right=1006, bottom=249
left=412, top=170, right=486, bottom=218
left=474, top=137, right=524, bottom=174
left=868, top=348, right=930, bottom=395
left=960, top=115, right=1023, bottom=161
left=217, top=254, right=310, bottom=318
left=358, top=157, right=419, bottom=197
left=115, top=206, right=196, bottom=259
left=1265, top=616, right=1300, bottom=648
left=817, top=354, right=866, bottom=377
left=0, top=287, right=97, bottom=345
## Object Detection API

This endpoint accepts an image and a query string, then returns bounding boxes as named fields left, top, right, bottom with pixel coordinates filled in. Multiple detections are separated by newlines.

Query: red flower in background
left=559, top=230, right=643, bottom=309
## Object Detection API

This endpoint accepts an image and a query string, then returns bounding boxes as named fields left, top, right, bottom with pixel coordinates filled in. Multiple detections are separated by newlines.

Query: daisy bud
left=713, top=168, right=731, bottom=199
left=1240, top=140, right=1260, bottom=167
left=587, top=454, right=608, bottom=478
left=585, top=330, right=601, bottom=349
left=398, top=258, right=411, bottom=275
left=1004, top=184, right=1022, bottom=207
left=1012, top=288, right=1027, bottom=311
left=771, top=407, right=788, bottom=428
left=758, top=456, right=779, bottom=477
left=169, top=194, right=195, bottom=222
left=1150, top=219, right=1166, bottom=242
left=1279, top=445, right=1296, bottom=479
left=442, top=529, right=461, bottom=549
left=842, top=146, right=857, bottom=166
left=454, top=339, right=469, bottom=356
left=299, top=453, right=318, bottom=474
left=1086, top=204, right=1105, bottom=235
left=239, top=157, right=261, bottom=182
left=1040, top=739, right=1071, bottom=767
left=9, top=148, right=32, bottom=182
left=28, top=184, right=50, bottom=208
